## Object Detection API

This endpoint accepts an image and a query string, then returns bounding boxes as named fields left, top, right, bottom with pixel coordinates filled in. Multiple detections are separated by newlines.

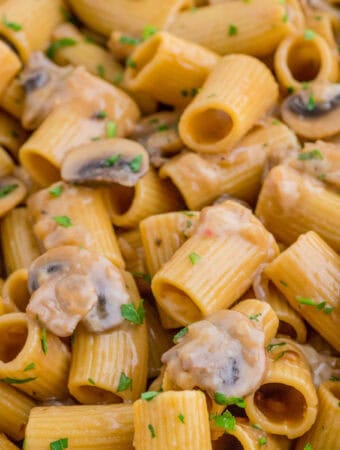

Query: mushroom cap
left=27, top=246, right=129, bottom=336
left=61, top=138, right=149, bottom=187
left=0, top=176, right=27, bottom=218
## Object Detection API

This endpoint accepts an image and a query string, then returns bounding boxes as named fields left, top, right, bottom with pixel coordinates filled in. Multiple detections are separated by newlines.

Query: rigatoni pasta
left=0, top=434, right=19, bottom=450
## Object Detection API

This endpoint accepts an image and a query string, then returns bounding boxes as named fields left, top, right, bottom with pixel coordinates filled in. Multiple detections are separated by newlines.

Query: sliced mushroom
left=0, top=175, right=26, bottom=217
left=162, top=310, right=266, bottom=398
left=26, top=246, right=129, bottom=336
left=281, top=82, right=340, bottom=139
left=61, top=138, right=149, bottom=187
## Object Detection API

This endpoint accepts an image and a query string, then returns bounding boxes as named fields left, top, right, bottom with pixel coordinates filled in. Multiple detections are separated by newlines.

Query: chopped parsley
left=173, top=327, right=188, bottom=343
left=181, top=211, right=195, bottom=217
left=142, top=25, right=158, bottom=40
left=88, top=378, right=95, bottom=385
left=273, top=351, right=286, bottom=361
left=126, top=57, right=137, bottom=68
left=304, top=444, right=313, bottom=450
left=228, top=24, right=238, bottom=36
left=119, top=35, right=141, bottom=45
left=258, top=437, right=267, bottom=446
left=132, top=272, right=151, bottom=284
left=266, top=342, right=286, bottom=352
left=279, top=280, right=288, bottom=287
left=282, top=13, right=288, bottom=23
left=157, top=124, right=169, bottom=132
left=53, top=216, right=72, bottom=228
left=117, top=372, right=132, bottom=392
left=129, top=154, right=143, bottom=172
left=103, top=154, right=120, bottom=167
left=287, top=86, right=294, bottom=94
left=96, top=64, right=105, bottom=78
left=23, top=362, right=36, bottom=372
left=297, top=150, right=323, bottom=160
left=95, top=110, right=107, bottom=119
left=0, top=184, right=18, bottom=198
left=214, top=392, right=246, bottom=408
left=272, top=119, right=281, bottom=125
left=141, top=391, right=159, bottom=401
left=252, top=423, right=262, bottom=430
left=178, top=413, right=185, bottom=423
left=148, top=424, right=156, bottom=438
left=249, top=313, right=262, bottom=321
left=304, top=29, right=316, bottom=40
left=41, top=328, right=48, bottom=354
left=49, top=438, right=68, bottom=450
left=113, top=72, right=124, bottom=85
left=181, top=87, right=200, bottom=97
left=49, top=185, right=63, bottom=197
left=106, top=121, right=117, bottom=138
left=189, top=252, right=201, bottom=265
left=296, top=296, right=333, bottom=314
left=211, top=410, right=236, bottom=431
left=121, top=299, right=145, bottom=324
left=329, top=375, right=340, bottom=381
left=0, top=377, right=37, bottom=384
left=2, top=15, right=22, bottom=31
left=307, top=95, right=316, bottom=111
left=46, top=38, right=77, bottom=59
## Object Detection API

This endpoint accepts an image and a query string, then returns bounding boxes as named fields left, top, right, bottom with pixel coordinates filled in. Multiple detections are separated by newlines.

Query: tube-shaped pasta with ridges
left=160, top=120, right=300, bottom=209
left=0, top=313, right=70, bottom=400
left=264, top=231, right=340, bottom=351
left=124, top=31, right=219, bottom=107
left=295, top=381, right=340, bottom=450
left=245, top=342, right=318, bottom=438
left=232, top=299, right=279, bottom=347
left=103, top=167, right=183, bottom=228
left=0, top=79, right=25, bottom=120
left=68, top=272, right=148, bottom=404
left=0, top=434, right=19, bottom=450
left=0, top=110, right=27, bottom=159
left=274, top=32, right=338, bottom=90
left=179, top=55, right=278, bottom=153
left=255, top=165, right=340, bottom=252
left=152, top=201, right=279, bottom=325
left=27, top=182, right=124, bottom=268
left=0, top=147, right=14, bottom=178
left=169, top=0, right=304, bottom=57
left=133, top=390, right=212, bottom=450
left=0, top=0, right=64, bottom=62
left=0, top=381, right=35, bottom=441
left=2, top=269, right=30, bottom=312
left=25, top=404, right=134, bottom=450
left=67, top=0, right=190, bottom=36
left=1, top=207, right=40, bottom=274
left=304, top=9, right=338, bottom=49
left=0, top=42, right=21, bottom=97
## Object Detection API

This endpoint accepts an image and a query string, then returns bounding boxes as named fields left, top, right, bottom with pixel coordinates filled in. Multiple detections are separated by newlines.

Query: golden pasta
left=0, top=434, right=19, bottom=450
left=0, top=41, right=21, bottom=96
left=2, top=269, right=30, bottom=312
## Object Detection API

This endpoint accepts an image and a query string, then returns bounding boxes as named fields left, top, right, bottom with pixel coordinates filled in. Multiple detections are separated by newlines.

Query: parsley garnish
left=304, top=444, right=313, bottom=450
left=117, top=372, right=132, bottom=392
left=228, top=24, right=238, bottom=36
left=173, top=327, right=188, bottom=343
left=214, top=393, right=246, bottom=408
left=0, top=184, right=18, bottom=198
left=298, top=150, right=323, bottom=160
left=103, top=154, right=120, bottom=167
left=2, top=15, right=22, bottom=31
left=126, top=57, right=137, bottom=68
left=259, top=437, right=267, bottom=446
left=189, top=252, right=201, bottom=265
left=296, top=296, right=333, bottom=314
left=24, top=362, right=36, bottom=372
left=49, top=185, right=63, bottom=197
left=252, top=423, right=262, bottom=430
left=157, top=124, right=169, bottom=132
left=41, top=328, right=48, bottom=354
left=249, top=313, right=262, bottom=321
left=273, top=351, right=286, bottom=361
left=88, top=378, right=95, bottom=385
left=282, top=13, right=288, bottom=22
left=46, top=38, right=77, bottom=59
left=141, top=391, right=159, bottom=401
left=53, top=216, right=72, bottom=228
left=181, top=211, right=195, bottom=217
left=96, top=64, right=105, bottom=78
left=304, top=29, right=316, bottom=40
left=307, top=95, right=316, bottom=111
left=121, top=300, right=145, bottom=324
left=113, top=72, right=124, bottom=85
left=131, top=272, right=151, bottom=284
left=143, top=25, right=158, bottom=40
left=266, top=342, right=286, bottom=352
left=0, top=377, right=37, bottom=384
left=272, top=119, right=281, bottom=125
left=279, top=280, right=288, bottom=287
left=148, top=424, right=156, bottom=438
left=119, top=35, right=141, bottom=45
left=329, top=375, right=340, bottom=381
left=129, top=154, right=143, bottom=172
left=287, top=86, right=294, bottom=94
left=106, top=121, right=117, bottom=138
left=178, top=413, right=185, bottom=423
left=49, top=438, right=68, bottom=450
left=211, top=411, right=236, bottom=431
left=95, top=110, right=107, bottom=119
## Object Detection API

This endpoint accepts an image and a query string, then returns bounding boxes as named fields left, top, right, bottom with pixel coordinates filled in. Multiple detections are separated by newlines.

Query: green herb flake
left=113, top=72, right=124, bottom=85
left=128, top=154, right=143, bottom=172
left=181, top=211, right=195, bottom=217
left=46, top=38, right=77, bottom=59
left=282, top=13, right=288, bottom=22
left=302, top=82, right=309, bottom=90
left=252, top=423, right=262, bottom=430
left=304, top=29, right=316, bottom=40
left=96, top=64, right=105, bottom=78
left=121, top=299, right=145, bottom=325
left=307, top=95, right=316, bottom=111
left=212, top=410, right=236, bottom=431
left=259, top=437, right=267, bottom=446
left=95, top=110, right=107, bottom=119
left=0, top=377, right=37, bottom=384
left=141, top=391, right=159, bottom=401
left=148, top=424, right=156, bottom=438
left=266, top=342, right=286, bottom=352
left=2, top=15, right=22, bottom=31
left=84, top=36, right=94, bottom=43
left=189, top=252, right=201, bottom=265
left=142, top=25, right=158, bottom=40
left=272, top=119, right=281, bottom=125
left=228, top=24, right=238, bottom=36
left=296, top=296, right=333, bottom=314
left=317, top=173, right=326, bottom=180
left=23, top=363, right=36, bottom=372
left=287, top=86, right=294, bottom=94
left=274, top=351, right=286, bottom=362
left=41, top=328, right=48, bottom=354
left=315, top=15, right=322, bottom=21
left=49, top=185, right=63, bottom=197
left=173, top=327, right=188, bottom=343
left=178, top=413, right=185, bottom=423
left=22, top=438, right=27, bottom=449
left=117, top=372, right=133, bottom=392
left=126, top=57, right=137, bottom=68
left=132, top=272, right=151, bottom=284
left=0, top=184, right=18, bottom=198
left=87, top=377, right=96, bottom=385
left=181, top=89, right=189, bottom=97
left=119, top=35, right=141, bottom=45
left=249, top=313, right=262, bottom=321
left=296, top=296, right=317, bottom=306
left=53, top=216, right=72, bottom=228
left=61, top=7, right=79, bottom=25
left=304, top=444, right=313, bottom=450
left=329, top=375, right=340, bottom=381
left=106, top=121, right=117, bottom=138
left=103, top=154, right=120, bottom=167
left=214, top=392, right=246, bottom=408
left=157, top=124, right=169, bottom=132
left=298, top=149, right=323, bottom=160
left=49, top=438, right=68, bottom=450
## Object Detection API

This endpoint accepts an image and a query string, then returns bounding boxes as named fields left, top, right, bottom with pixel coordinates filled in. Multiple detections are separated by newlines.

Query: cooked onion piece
left=0, top=175, right=26, bottom=217
left=61, top=138, right=149, bottom=187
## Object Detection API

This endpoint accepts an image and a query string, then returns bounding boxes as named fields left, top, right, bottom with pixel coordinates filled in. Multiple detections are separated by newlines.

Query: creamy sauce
left=162, top=310, right=266, bottom=398
left=26, top=246, right=129, bottom=337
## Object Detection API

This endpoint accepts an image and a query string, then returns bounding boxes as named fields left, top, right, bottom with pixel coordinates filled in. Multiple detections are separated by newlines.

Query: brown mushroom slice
left=162, top=310, right=266, bottom=399
left=61, top=138, right=149, bottom=187
left=26, top=246, right=129, bottom=336
left=0, top=175, right=26, bottom=217
left=281, top=83, right=340, bottom=139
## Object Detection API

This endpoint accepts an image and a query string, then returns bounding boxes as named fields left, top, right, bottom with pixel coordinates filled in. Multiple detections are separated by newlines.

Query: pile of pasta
left=0, top=0, right=339, bottom=449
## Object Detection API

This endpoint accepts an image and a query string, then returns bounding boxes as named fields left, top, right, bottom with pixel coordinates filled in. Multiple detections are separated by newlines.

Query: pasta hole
left=108, top=183, right=135, bottom=215
left=0, top=321, right=28, bottom=363
left=21, top=152, right=60, bottom=186
left=131, top=38, right=161, bottom=76
left=278, top=321, right=297, bottom=340
left=74, top=385, right=122, bottom=404
left=214, top=434, right=244, bottom=450
left=187, top=108, right=233, bottom=145
left=254, top=383, right=306, bottom=423
left=157, top=284, right=202, bottom=324
left=287, top=41, right=321, bottom=82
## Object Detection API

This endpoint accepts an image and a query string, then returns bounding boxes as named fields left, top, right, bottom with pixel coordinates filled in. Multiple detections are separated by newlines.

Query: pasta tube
left=245, top=341, right=318, bottom=438
left=0, top=434, right=19, bottom=450
left=179, top=55, right=278, bottom=153
left=274, top=32, right=338, bottom=90
left=25, top=404, right=134, bottom=450
left=160, top=120, right=299, bottom=209
left=103, top=167, right=183, bottom=228
left=133, top=390, right=212, bottom=450
left=169, top=0, right=304, bottom=56
left=0, top=147, right=14, bottom=178
left=295, top=381, right=340, bottom=450
left=0, top=381, right=35, bottom=441
left=1, top=207, right=40, bottom=274
left=152, top=201, right=278, bottom=325
left=27, top=182, right=124, bottom=268
left=0, top=42, right=21, bottom=96
left=2, top=269, right=30, bottom=312
left=0, top=78, right=25, bottom=120
left=255, top=165, right=340, bottom=252
left=264, top=231, right=340, bottom=351
left=68, top=272, right=148, bottom=404
left=124, top=31, right=219, bottom=107
left=0, top=313, right=70, bottom=400
left=0, top=110, right=27, bottom=159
